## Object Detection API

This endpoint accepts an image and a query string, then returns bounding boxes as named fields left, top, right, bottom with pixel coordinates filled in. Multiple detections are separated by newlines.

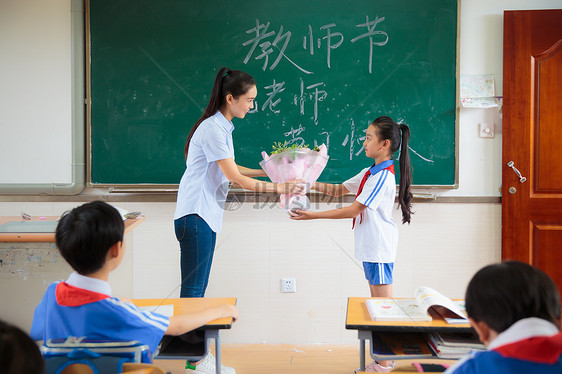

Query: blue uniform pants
left=174, top=214, right=216, bottom=298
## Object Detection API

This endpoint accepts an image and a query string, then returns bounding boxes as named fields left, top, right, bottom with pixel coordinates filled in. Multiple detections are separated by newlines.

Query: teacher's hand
left=277, top=179, right=306, bottom=195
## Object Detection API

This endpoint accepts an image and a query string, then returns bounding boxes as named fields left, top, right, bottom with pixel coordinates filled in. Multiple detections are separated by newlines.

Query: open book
left=366, top=286, right=468, bottom=324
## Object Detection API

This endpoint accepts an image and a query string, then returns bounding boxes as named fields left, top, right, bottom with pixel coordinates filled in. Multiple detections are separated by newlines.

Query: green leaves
left=270, top=141, right=319, bottom=155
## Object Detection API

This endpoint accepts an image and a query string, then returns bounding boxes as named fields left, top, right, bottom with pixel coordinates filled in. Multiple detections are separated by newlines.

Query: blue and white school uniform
left=30, top=272, right=169, bottom=361
left=445, top=318, right=562, bottom=374
left=174, top=111, right=235, bottom=233
left=343, top=161, right=397, bottom=283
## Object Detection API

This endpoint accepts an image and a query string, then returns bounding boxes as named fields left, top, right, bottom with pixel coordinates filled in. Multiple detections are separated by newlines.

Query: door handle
left=507, top=161, right=527, bottom=183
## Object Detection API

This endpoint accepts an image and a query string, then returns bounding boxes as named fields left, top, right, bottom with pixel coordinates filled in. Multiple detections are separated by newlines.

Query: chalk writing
left=243, top=16, right=388, bottom=74
left=243, top=19, right=312, bottom=74
left=248, top=101, right=259, bottom=114
left=407, top=146, right=434, bottom=163
left=315, top=131, right=331, bottom=151
left=351, top=15, right=389, bottom=74
left=262, top=79, right=286, bottom=113
left=306, top=82, right=327, bottom=125
left=292, top=78, right=328, bottom=125
left=303, top=23, right=344, bottom=68
left=341, top=120, right=367, bottom=160
left=284, top=125, right=306, bottom=147
left=283, top=124, right=307, bottom=147
left=240, top=17, right=435, bottom=166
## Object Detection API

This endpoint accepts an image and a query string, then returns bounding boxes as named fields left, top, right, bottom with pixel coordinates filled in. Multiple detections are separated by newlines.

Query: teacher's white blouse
left=174, top=111, right=234, bottom=233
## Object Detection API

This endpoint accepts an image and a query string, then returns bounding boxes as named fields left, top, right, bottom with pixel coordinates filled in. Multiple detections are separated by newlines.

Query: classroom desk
left=346, top=297, right=473, bottom=372
left=0, top=215, right=144, bottom=332
left=132, top=298, right=236, bottom=374
left=0, top=215, right=144, bottom=241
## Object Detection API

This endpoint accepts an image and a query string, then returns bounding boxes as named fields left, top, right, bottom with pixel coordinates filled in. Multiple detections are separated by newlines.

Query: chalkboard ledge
left=0, top=187, right=501, bottom=204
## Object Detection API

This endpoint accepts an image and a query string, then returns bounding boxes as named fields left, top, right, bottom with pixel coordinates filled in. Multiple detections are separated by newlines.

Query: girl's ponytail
left=184, top=67, right=230, bottom=158
left=371, top=116, right=413, bottom=224
left=397, top=124, right=413, bottom=224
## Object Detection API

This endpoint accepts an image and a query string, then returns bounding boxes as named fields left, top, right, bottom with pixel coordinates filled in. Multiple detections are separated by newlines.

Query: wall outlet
left=281, top=278, right=296, bottom=293
left=479, top=122, right=495, bottom=138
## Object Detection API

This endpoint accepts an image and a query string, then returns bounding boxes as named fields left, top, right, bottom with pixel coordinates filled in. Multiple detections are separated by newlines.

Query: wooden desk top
left=346, top=297, right=471, bottom=332
left=132, top=297, right=237, bottom=329
left=0, top=215, right=144, bottom=242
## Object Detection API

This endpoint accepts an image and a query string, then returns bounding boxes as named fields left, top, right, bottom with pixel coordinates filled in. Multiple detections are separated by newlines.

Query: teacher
left=174, top=67, right=303, bottom=298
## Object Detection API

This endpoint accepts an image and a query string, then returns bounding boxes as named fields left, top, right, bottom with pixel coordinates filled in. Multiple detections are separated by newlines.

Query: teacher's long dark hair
left=372, top=116, right=413, bottom=224
left=184, top=67, right=256, bottom=159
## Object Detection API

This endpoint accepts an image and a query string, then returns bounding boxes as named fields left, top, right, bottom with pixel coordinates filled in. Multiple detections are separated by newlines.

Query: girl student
left=175, top=67, right=303, bottom=373
left=290, top=115, right=412, bottom=372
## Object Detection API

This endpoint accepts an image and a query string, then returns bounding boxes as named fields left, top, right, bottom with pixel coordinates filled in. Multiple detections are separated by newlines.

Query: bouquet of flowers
left=260, top=142, right=329, bottom=212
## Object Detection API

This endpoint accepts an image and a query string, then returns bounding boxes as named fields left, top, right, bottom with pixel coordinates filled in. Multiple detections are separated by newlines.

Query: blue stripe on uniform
left=365, top=170, right=389, bottom=206
left=106, top=299, right=168, bottom=332
left=364, top=171, right=384, bottom=206
left=363, top=262, right=394, bottom=285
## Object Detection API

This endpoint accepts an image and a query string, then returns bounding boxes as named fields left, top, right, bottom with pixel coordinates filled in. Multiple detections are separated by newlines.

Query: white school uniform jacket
left=343, top=165, right=398, bottom=263
left=174, top=111, right=235, bottom=233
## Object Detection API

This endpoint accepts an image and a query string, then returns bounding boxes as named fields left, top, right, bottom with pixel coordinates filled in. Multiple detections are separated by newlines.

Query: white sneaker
left=185, top=352, right=236, bottom=374
left=364, top=360, right=395, bottom=373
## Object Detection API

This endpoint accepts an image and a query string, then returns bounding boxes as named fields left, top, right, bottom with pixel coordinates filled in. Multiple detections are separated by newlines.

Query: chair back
left=41, top=337, right=152, bottom=374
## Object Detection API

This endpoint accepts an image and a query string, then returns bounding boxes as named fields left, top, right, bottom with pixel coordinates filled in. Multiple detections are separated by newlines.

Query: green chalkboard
left=89, top=0, right=458, bottom=185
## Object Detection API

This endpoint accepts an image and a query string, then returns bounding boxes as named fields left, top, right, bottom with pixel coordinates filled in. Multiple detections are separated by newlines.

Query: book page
left=415, top=286, right=467, bottom=323
left=138, top=304, right=174, bottom=318
left=366, top=298, right=431, bottom=321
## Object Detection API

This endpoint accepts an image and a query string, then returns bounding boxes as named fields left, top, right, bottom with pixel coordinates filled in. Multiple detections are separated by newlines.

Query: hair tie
left=396, top=122, right=403, bottom=149
left=222, top=70, right=230, bottom=78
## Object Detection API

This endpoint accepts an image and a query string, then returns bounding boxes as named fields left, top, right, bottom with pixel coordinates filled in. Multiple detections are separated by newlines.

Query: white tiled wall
left=0, top=201, right=501, bottom=344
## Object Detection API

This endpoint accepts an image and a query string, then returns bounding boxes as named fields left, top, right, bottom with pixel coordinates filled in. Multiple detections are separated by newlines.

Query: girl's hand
left=289, top=209, right=314, bottom=220
left=278, top=179, right=306, bottom=194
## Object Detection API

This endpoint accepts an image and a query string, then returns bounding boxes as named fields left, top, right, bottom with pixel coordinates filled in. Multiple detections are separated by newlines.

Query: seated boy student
left=30, top=201, right=238, bottom=366
left=445, top=261, right=562, bottom=374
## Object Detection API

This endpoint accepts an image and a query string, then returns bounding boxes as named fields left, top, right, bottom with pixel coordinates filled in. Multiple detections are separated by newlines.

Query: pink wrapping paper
left=259, top=144, right=329, bottom=211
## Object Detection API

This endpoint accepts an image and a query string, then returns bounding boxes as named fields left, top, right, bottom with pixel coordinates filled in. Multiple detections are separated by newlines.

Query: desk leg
left=359, top=339, right=365, bottom=371
left=207, top=330, right=221, bottom=374
left=216, top=332, right=221, bottom=374
left=358, top=330, right=370, bottom=372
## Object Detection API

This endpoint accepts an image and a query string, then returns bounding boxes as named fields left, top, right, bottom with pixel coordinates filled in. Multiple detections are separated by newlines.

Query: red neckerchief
left=55, top=282, right=109, bottom=307
left=494, top=333, right=562, bottom=364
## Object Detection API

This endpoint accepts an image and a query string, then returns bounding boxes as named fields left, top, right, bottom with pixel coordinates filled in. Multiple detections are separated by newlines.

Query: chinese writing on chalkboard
left=242, top=16, right=388, bottom=160
left=243, top=17, right=389, bottom=74
left=241, top=16, right=432, bottom=163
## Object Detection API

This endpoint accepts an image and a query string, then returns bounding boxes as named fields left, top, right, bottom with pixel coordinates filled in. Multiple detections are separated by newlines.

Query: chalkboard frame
left=85, top=0, right=460, bottom=189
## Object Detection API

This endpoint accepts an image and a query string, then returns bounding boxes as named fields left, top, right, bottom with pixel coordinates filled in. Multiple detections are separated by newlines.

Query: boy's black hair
left=465, top=261, right=561, bottom=333
left=0, top=319, right=44, bottom=374
left=55, top=201, right=124, bottom=275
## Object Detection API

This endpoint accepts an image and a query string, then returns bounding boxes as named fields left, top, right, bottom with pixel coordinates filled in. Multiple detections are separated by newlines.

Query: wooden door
left=502, top=9, right=562, bottom=292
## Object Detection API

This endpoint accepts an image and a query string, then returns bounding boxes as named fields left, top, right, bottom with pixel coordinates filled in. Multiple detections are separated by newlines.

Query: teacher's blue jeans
left=174, top=214, right=216, bottom=298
